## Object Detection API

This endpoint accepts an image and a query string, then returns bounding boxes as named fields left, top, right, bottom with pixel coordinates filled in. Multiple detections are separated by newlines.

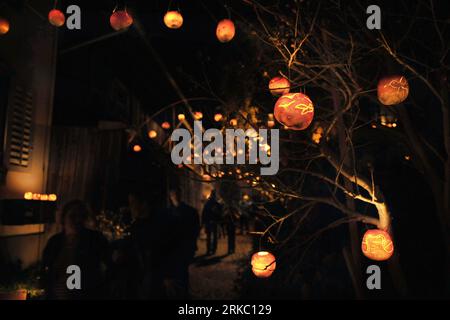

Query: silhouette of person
left=224, top=204, right=238, bottom=254
left=162, top=188, right=200, bottom=299
left=42, top=200, right=111, bottom=300
left=201, top=190, right=222, bottom=255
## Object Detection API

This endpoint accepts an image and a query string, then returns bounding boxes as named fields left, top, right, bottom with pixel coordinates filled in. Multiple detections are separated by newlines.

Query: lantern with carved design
left=110, top=10, right=133, bottom=31
left=361, top=229, right=394, bottom=261
left=216, top=19, right=235, bottom=43
left=274, top=93, right=314, bottom=130
left=164, top=11, right=183, bottom=29
left=269, top=77, right=290, bottom=95
left=251, top=251, right=276, bottom=278
left=48, top=9, right=65, bottom=27
left=377, top=75, right=409, bottom=106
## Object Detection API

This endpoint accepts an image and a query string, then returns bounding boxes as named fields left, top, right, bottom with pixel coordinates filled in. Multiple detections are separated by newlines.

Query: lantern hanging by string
left=251, top=251, right=276, bottom=278
left=161, top=121, right=171, bottom=130
left=133, top=144, right=142, bottom=153
left=0, top=17, right=10, bottom=35
left=377, top=75, right=409, bottom=106
left=48, top=9, right=65, bottom=27
left=216, top=19, right=235, bottom=43
left=148, top=130, right=157, bottom=139
left=361, top=229, right=394, bottom=261
left=164, top=10, right=183, bottom=29
left=274, top=93, right=314, bottom=130
left=110, top=9, right=133, bottom=31
left=178, top=113, right=185, bottom=121
left=269, top=77, right=290, bottom=96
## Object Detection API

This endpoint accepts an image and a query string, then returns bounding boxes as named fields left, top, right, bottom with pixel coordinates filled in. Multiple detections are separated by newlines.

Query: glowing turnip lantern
left=274, top=93, right=314, bottom=130
left=194, top=111, right=203, bottom=120
left=48, top=9, right=65, bottom=27
left=269, top=77, right=290, bottom=96
left=148, top=130, right=157, bottom=139
left=0, top=18, right=10, bottom=35
left=178, top=113, right=185, bottom=121
left=216, top=19, right=235, bottom=43
left=161, top=121, right=171, bottom=130
left=361, top=229, right=394, bottom=261
left=377, top=75, right=409, bottom=106
left=133, top=144, right=142, bottom=153
left=110, top=10, right=133, bottom=31
left=163, top=11, right=183, bottom=29
left=251, top=251, right=276, bottom=278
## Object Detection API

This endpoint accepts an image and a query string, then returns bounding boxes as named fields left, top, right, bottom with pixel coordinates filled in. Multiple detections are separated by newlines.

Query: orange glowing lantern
left=377, top=75, right=409, bottom=106
left=194, top=111, right=203, bottom=120
left=163, top=11, right=183, bottom=29
left=48, top=194, right=58, bottom=201
left=216, top=19, right=235, bottom=43
left=361, top=229, right=394, bottom=261
left=229, top=118, right=238, bottom=126
left=48, top=9, right=65, bottom=27
left=148, top=130, right=157, bottom=139
left=274, top=93, right=314, bottom=130
left=161, top=121, right=171, bottom=130
left=251, top=251, right=276, bottom=278
left=110, top=10, right=133, bottom=31
left=214, top=113, right=223, bottom=122
left=32, top=193, right=41, bottom=201
left=178, top=113, right=185, bottom=121
left=0, top=18, right=10, bottom=35
left=40, top=194, right=49, bottom=201
left=133, top=144, right=142, bottom=152
left=24, top=192, right=33, bottom=200
left=269, top=77, right=290, bottom=96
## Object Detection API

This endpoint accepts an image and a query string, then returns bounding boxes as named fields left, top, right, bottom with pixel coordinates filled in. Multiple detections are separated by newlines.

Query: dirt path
left=189, top=233, right=253, bottom=300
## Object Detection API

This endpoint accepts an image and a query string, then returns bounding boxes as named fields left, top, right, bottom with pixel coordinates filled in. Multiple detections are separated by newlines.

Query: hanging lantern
left=269, top=77, right=290, bottom=96
left=24, top=192, right=33, bottom=200
left=133, top=144, right=142, bottom=153
left=216, top=19, right=235, bottom=43
left=32, top=193, right=41, bottom=200
left=377, top=75, right=409, bottom=106
left=148, top=130, right=157, bottom=139
left=110, top=10, right=133, bottom=31
left=178, top=113, right=185, bottom=121
left=361, top=229, right=394, bottom=261
left=40, top=194, right=49, bottom=201
left=163, top=11, right=183, bottom=29
left=194, top=111, right=203, bottom=120
left=0, top=18, right=10, bottom=35
left=229, top=118, right=238, bottom=126
left=161, top=121, right=171, bottom=130
left=214, top=113, right=223, bottom=122
left=274, top=93, right=314, bottom=130
left=48, top=9, right=65, bottom=27
left=251, top=251, right=276, bottom=278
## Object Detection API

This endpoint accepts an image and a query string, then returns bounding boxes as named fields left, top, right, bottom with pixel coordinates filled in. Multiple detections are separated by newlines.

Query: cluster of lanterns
left=24, top=192, right=57, bottom=201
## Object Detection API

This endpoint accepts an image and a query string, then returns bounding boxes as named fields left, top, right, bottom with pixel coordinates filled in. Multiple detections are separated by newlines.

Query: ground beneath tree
left=189, top=233, right=253, bottom=300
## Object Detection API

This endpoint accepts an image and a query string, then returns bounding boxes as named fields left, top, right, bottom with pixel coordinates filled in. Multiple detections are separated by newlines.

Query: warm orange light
left=269, top=77, right=290, bottom=95
left=267, top=120, right=275, bottom=128
left=214, top=113, right=223, bottom=122
left=243, top=194, right=250, bottom=201
left=230, top=118, right=238, bottom=126
left=48, top=194, right=57, bottom=201
left=216, top=19, right=235, bottom=43
left=251, top=251, right=276, bottom=278
left=178, top=114, right=185, bottom=121
left=361, top=229, right=394, bottom=261
left=404, top=155, right=411, bottom=161
left=133, top=144, right=142, bottom=152
left=194, top=111, right=203, bottom=120
left=148, top=130, right=157, bottom=139
left=48, top=9, right=65, bottom=27
left=0, top=17, right=10, bottom=35
left=32, top=193, right=41, bottom=200
left=110, top=10, right=133, bottom=31
left=24, top=192, right=33, bottom=200
left=161, top=121, right=171, bottom=129
left=40, top=194, right=49, bottom=201
left=377, top=75, right=409, bottom=106
left=274, top=93, right=314, bottom=131
left=163, top=11, right=183, bottom=29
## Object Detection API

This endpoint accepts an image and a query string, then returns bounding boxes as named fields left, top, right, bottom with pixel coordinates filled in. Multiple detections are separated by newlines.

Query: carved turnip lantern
left=48, top=9, right=65, bottom=27
left=377, top=75, right=409, bottom=106
left=0, top=18, right=10, bottom=35
left=161, top=121, right=171, bottom=130
left=269, top=77, right=290, bottom=95
left=274, top=93, right=314, bottom=130
left=361, top=229, right=394, bottom=261
left=216, top=19, right=235, bottom=43
left=133, top=144, right=142, bottom=153
left=251, top=251, right=276, bottom=278
left=164, top=11, right=183, bottom=29
left=110, top=10, right=133, bottom=31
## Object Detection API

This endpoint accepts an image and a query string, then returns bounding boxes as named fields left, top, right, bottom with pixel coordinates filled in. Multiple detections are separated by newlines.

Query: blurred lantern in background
left=48, top=9, right=65, bottom=27
left=274, top=93, right=314, bottom=130
left=0, top=18, right=10, bottom=35
left=269, top=77, right=290, bottom=95
left=24, top=192, right=33, bottom=200
left=178, top=113, right=185, bottom=121
left=163, top=10, right=183, bottom=29
left=161, top=121, right=171, bottom=130
left=251, top=251, right=276, bottom=278
left=194, top=111, right=203, bottom=120
left=216, top=19, right=235, bottom=43
left=48, top=194, right=57, bottom=202
left=148, top=130, right=157, bottom=139
left=377, top=75, right=409, bottom=106
left=133, top=144, right=142, bottom=153
left=361, top=229, right=394, bottom=261
left=110, top=9, right=133, bottom=31
left=229, top=118, right=238, bottom=126
left=214, top=113, right=223, bottom=122
left=40, top=194, right=49, bottom=201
